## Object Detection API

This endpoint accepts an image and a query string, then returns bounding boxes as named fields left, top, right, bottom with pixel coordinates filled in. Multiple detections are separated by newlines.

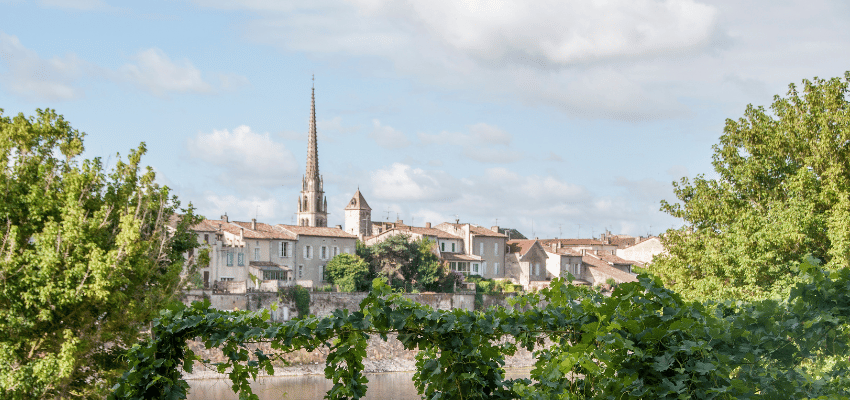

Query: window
left=321, top=246, right=328, bottom=260
left=304, top=246, right=312, bottom=259
left=451, top=243, right=456, bottom=252
left=482, top=262, right=487, bottom=275
left=494, top=262, right=499, bottom=275
left=220, top=277, right=234, bottom=282
left=494, top=243, right=499, bottom=256
left=333, top=246, right=339, bottom=257
left=450, top=262, right=470, bottom=275
left=472, top=263, right=479, bottom=274
left=263, top=270, right=284, bottom=280
left=479, top=243, right=484, bottom=255
left=441, top=242, right=445, bottom=251
left=280, top=242, right=290, bottom=257
left=237, top=253, right=244, bottom=266
left=254, top=248, right=260, bottom=261
left=204, top=234, right=209, bottom=244
left=226, top=252, right=234, bottom=266
left=534, top=263, right=540, bottom=275
left=298, top=265, right=303, bottom=278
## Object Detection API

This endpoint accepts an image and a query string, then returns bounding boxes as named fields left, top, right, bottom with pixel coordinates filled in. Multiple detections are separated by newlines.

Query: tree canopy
left=325, top=253, right=371, bottom=292
left=367, top=234, right=445, bottom=292
left=0, top=109, right=200, bottom=398
left=654, top=73, right=850, bottom=301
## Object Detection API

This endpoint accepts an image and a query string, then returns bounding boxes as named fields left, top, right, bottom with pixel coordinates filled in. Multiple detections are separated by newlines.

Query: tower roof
left=345, top=189, right=371, bottom=210
left=305, top=81, right=319, bottom=180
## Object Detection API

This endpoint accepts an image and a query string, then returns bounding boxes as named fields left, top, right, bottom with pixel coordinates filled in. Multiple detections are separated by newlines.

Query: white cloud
left=365, top=162, right=680, bottom=237
left=369, top=119, right=410, bottom=149
left=370, top=163, right=456, bottom=201
left=186, top=125, right=298, bottom=189
left=201, top=194, right=282, bottom=221
left=0, top=34, right=247, bottom=100
left=118, top=48, right=213, bottom=96
left=0, top=32, right=89, bottom=101
left=204, top=0, right=719, bottom=119
left=418, top=122, right=521, bottom=163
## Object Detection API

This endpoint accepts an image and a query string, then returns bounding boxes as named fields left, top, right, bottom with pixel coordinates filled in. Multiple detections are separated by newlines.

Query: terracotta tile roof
left=543, top=246, right=583, bottom=257
left=277, top=225, right=357, bottom=239
left=582, top=255, right=637, bottom=283
left=398, top=226, right=463, bottom=240
left=608, top=235, right=637, bottom=248
left=228, top=221, right=298, bottom=240
left=441, top=252, right=483, bottom=262
left=469, top=225, right=507, bottom=238
left=597, top=252, right=635, bottom=265
left=436, top=222, right=507, bottom=238
left=507, top=240, right=537, bottom=256
left=540, top=238, right=607, bottom=246
left=189, top=218, right=222, bottom=232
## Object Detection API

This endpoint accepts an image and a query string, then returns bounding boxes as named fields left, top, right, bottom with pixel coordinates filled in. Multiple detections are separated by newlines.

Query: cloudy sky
left=1, top=0, right=848, bottom=239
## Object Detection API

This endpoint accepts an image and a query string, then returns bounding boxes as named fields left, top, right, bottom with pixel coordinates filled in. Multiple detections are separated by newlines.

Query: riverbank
left=183, top=333, right=537, bottom=380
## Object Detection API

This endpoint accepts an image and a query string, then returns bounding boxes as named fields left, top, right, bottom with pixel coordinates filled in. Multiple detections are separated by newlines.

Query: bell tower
left=344, top=188, right=372, bottom=239
left=296, top=77, right=328, bottom=227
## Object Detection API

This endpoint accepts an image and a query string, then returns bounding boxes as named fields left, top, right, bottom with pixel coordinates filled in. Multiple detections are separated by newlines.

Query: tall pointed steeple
left=305, top=76, right=319, bottom=181
left=297, top=76, right=328, bottom=227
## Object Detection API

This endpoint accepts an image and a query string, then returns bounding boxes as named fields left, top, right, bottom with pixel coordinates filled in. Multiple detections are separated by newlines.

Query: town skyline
left=2, top=0, right=848, bottom=238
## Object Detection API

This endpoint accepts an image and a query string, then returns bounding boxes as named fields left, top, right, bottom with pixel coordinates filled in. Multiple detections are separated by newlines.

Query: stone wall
left=183, top=290, right=484, bottom=320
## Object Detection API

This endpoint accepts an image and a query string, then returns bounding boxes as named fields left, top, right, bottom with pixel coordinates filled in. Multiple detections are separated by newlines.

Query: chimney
left=221, top=213, right=229, bottom=223
left=335, top=224, right=342, bottom=229
left=425, top=222, right=431, bottom=229
left=491, top=226, right=500, bottom=233
left=240, top=227, right=244, bottom=240
left=396, top=219, right=403, bottom=225
left=251, top=218, right=257, bottom=230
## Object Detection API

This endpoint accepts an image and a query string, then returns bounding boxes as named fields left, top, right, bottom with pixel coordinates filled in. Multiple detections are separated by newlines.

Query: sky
left=1, top=0, right=849, bottom=239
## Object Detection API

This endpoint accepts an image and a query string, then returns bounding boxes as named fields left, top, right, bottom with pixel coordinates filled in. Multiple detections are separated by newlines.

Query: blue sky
left=2, top=0, right=849, bottom=239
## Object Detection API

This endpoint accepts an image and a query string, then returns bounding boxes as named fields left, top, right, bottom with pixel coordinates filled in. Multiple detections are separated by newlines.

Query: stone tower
left=296, top=81, right=328, bottom=227
left=344, top=188, right=372, bottom=239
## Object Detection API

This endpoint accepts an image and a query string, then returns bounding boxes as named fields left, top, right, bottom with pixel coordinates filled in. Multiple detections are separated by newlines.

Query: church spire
left=306, top=75, right=319, bottom=180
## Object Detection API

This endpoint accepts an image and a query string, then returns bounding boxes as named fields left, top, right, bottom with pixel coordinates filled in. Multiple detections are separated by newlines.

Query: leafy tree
left=368, top=234, right=445, bottom=292
left=655, top=73, right=850, bottom=301
left=498, top=227, right=526, bottom=240
left=325, top=253, right=371, bottom=292
left=0, top=109, right=200, bottom=398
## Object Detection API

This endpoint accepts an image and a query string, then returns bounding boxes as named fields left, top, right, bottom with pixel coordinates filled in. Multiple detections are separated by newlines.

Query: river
left=187, top=369, right=532, bottom=400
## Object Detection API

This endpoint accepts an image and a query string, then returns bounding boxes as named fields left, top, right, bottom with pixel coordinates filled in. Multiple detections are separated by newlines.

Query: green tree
left=0, top=109, right=201, bottom=398
left=655, top=73, right=850, bottom=301
left=368, top=235, right=445, bottom=292
left=325, top=253, right=371, bottom=292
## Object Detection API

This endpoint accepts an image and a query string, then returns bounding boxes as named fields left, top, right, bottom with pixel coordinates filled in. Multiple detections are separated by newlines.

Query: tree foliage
left=368, top=234, right=445, bottom=292
left=655, top=73, right=850, bottom=300
left=325, top=253, right=371, bottom=292
left=112, top=263, right=850, bottom=400
left=0, top=109, right=200, bottom=399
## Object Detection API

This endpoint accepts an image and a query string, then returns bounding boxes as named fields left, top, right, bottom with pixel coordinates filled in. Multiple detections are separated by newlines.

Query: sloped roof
left=582, top=255, right=638, bottom=283
left=540, top=238, right=608, bottom=246
left=400, top=226, right=463, bottom=240
left=507, top=240, right=537, bottom=256
left=229, top=221, right=298, bottom=240
left=597, top=252, right=635, bottom=265
left=344, top=189, right=371, bottom=211
left=277, top=225, right=357, bottom=239
left=542, top=245, right=583, bottom=257
left=441, top=252, right=483, bottom=262
left=436, top=222, right=507, bottom=238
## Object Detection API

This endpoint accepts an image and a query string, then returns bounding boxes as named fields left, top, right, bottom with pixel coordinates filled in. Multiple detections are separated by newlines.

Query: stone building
left=343, top=188, right=372, bottom=239
left=616, top=236, right=665, bottom=265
